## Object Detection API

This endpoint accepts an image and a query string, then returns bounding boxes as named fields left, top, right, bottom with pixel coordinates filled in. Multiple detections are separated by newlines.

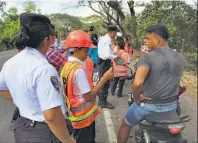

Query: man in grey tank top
left=117, top=24, right=185, bottom=143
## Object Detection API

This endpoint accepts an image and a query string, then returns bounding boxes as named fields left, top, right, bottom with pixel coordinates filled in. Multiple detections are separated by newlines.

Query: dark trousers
left=111, top=77, right=125, bottom=95
left=98, top=59, right=111, bottom=104
left=93, top=64, right=97, bottom=69
left=72, top=121, right=96, bottom=143
left=10, top=116, right=73, bottom=143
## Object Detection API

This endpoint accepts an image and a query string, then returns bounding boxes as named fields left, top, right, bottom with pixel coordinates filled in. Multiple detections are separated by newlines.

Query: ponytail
left=15, top=26, right=30, bottom=50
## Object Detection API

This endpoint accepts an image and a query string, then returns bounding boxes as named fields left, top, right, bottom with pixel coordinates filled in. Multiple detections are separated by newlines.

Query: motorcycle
left=114, top=58, right=191, bottom=143
left=113, top=57, right=135, bottom=81
left=132, top=85, right=190, bottom=143
left=135, top=110, right=191, bottom=143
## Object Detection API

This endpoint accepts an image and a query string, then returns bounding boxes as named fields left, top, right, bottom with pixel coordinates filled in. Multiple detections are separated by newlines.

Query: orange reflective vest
left=85, top=56, right=94, bottom=88
left=60, top=62, right=99, bottom=129
left=113, top=50, right=129, bottom=77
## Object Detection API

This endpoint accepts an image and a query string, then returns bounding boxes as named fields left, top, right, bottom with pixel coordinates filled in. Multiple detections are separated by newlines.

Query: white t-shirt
left=68, top=57, right=91, bottom=99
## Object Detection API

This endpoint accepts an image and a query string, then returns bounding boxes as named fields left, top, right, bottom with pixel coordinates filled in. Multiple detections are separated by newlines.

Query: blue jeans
left=125, top=101, right=177, bottom=126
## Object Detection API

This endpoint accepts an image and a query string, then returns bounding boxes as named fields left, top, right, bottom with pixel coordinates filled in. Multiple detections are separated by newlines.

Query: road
left=0, top=50, right=17, bottom=143
left=0, top=50, right=197, bottom=143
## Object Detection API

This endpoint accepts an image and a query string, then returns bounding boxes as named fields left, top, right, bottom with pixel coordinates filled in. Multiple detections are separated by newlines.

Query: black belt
left=19, top=116, right=47, bottom=128
left=100, top=58, right=111, bottom=62
left=98, top=58, right=111, bottom=65
left=12, top=107, right=47, bottom=128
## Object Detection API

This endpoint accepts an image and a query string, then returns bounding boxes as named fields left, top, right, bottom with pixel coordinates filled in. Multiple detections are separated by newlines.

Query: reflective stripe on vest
left=72, top=110, right=99, bottom=129
left=71, top=100, right=93, bottom=112
left=69, top=104, right=98, bottom=122
left=60, top=62, right=99, bottom=128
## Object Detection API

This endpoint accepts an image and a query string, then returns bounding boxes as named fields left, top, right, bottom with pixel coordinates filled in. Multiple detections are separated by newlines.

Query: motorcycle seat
left=144, top=110, right=181, bottom=124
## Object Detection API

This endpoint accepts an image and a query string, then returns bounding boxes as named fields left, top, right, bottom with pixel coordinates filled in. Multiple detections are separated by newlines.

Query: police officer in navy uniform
left=0, top=13, right=75, bottom=143
left=98, top=25, right=118, bottom=109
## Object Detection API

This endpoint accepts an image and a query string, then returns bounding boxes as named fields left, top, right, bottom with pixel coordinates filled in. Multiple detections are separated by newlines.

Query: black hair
left=142, top=37, right=148, bottom=44
left=89, top=26, right=95, bottom=32
left=116, top=36, right=125, bottom=49
left=15, top=21, right=55, bottom=50
left=89, top=28, right=94, bottom=32
left=127, top=35, right=131, bottom=38
left=145, top=24, right=169, bottom=41
left=56, top=31, right=58, bottom=38
left=90, top=26, right=94, bottom=29
left=125, top=35, right=132, bottom=42
left=116, top=36, right=123, bottom=42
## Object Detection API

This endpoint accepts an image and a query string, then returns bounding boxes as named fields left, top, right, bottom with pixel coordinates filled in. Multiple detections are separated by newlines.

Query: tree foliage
left=136, top=1, right=197, bottom=71
left=23, top=1, right=41, bottom=14
left=48, top=13, right=84, bottom=38
left=0, top=6, right=19, bottom=46
left=76, top=0, right=138, bottom=38
left=80, top=15, right=106, bottom=34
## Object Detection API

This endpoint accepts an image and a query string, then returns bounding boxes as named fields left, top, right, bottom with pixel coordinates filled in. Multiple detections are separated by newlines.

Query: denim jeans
left=125, top=101, right=177, bottom=126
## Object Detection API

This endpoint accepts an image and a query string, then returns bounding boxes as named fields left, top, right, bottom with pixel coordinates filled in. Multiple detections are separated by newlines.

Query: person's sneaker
left=100, top=102, right=115, bottom=109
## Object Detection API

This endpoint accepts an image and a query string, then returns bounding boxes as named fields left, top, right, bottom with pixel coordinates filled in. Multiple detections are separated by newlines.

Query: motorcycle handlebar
left=119, top=64, right=135, bottom=80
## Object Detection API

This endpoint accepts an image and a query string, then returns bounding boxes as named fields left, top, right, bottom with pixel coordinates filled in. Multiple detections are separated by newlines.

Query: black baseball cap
left=107, top=25, right=118, bottom=32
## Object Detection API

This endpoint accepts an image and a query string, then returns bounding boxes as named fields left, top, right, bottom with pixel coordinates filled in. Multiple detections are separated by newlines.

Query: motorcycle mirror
left=114, top=57, right=125, bottom=66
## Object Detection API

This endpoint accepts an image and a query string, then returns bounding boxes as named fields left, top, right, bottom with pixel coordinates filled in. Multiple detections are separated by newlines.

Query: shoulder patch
left=50, top=76, right=60, bottom=93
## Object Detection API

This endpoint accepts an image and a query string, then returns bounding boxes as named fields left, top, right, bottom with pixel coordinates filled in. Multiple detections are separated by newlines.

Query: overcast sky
left=3, top=0, right=196, bottom=17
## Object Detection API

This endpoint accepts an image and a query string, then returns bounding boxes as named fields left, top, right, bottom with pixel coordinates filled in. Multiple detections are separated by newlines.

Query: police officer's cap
left=107, top=25, right=118, bottom=32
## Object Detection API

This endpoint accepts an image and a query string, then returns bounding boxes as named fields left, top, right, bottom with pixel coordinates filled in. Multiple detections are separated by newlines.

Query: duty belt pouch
left=11, top=107, right=20, bottom=122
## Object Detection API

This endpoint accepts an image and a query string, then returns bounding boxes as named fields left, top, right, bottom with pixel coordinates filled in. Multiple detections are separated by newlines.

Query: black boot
left=117, top=93, right=124, bottom=98
left=99, top=102, right=115, bottom=109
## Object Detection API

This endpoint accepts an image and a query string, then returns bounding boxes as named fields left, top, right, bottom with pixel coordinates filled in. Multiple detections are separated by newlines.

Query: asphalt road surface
left=0, top=50, right=197, bottom=143
left=0, top=50, right=17, bottom=143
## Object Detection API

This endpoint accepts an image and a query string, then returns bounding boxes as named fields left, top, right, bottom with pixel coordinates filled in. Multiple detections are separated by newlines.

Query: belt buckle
left=30, top=120, right=36, bottom=127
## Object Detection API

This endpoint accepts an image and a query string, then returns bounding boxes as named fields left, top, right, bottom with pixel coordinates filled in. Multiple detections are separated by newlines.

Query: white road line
left=103, top=108, right=117, bottom=143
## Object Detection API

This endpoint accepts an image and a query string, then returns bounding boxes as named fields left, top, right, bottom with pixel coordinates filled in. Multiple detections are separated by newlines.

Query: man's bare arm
left=132, top=66, right=149, bottom=104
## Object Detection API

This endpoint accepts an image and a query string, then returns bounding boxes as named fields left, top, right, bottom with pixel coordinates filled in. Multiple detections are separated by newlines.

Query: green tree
left=0, top=5, right=20, bottom=51
left=49, top=13, right=84, bottom=38
left=69, top=0, right=139, bottom=38
left=24, top=1, right=41, bottom=13
left=0, top=7, right=19, bottom=40
left=80, top=15, right=106, bottom=34
left=0, top=1, right=6, bottom=15
left=137, top=1, right=197, bottom=71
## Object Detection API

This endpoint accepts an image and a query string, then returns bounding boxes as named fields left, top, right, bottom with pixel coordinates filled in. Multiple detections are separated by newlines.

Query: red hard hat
left=65, top=30, right=95, bottom=49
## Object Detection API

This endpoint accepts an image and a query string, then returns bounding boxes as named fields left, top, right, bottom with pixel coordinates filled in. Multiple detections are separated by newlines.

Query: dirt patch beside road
left=181, top=72, right=197, bottom=96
